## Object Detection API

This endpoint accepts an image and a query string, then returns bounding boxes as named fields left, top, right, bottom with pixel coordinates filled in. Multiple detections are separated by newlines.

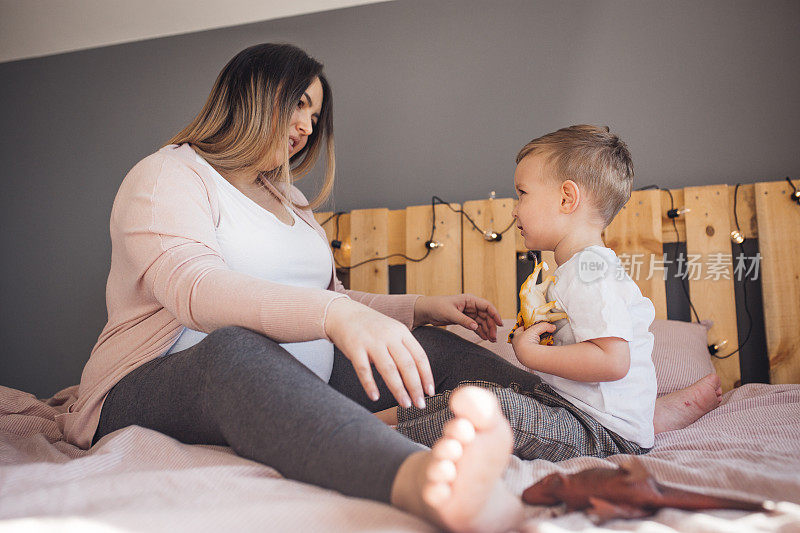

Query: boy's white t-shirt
left=539, top=245, right=657, bottom=448
left=161, top=154, right=336, bottom=382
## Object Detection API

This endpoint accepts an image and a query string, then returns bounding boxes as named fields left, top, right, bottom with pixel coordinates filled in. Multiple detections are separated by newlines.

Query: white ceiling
left=0, top=0, right=388, bottom=63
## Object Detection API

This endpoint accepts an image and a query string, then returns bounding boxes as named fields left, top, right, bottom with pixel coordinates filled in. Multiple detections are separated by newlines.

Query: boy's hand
left=413, top=294, right=504, bottom=342
left=510, top=321, right=557, bottom=352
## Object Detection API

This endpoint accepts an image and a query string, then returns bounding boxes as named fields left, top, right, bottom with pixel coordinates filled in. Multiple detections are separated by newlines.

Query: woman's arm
left=119, top=156, right=433, bottom=406
left=299, top=187, right=501, bottom=339
left=119, top=155, right=345, bottom=343
left=331, top=274, right=420, bottom=329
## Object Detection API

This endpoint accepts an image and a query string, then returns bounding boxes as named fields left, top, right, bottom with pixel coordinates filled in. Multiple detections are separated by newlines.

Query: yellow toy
left=508, top=260, right=568, bottom=345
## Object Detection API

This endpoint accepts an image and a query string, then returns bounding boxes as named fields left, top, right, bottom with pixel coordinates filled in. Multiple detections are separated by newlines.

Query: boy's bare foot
left=654, top=373, right=723, bottom=434
left=390, top=386, right=523, bottom=533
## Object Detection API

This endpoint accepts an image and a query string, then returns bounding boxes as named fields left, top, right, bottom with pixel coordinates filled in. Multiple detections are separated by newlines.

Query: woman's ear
left=559, top=180, right=581, bottom=214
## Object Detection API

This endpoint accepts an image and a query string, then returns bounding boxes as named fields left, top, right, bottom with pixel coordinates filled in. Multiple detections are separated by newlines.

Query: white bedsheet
left=2, top=381, right=799, bottom=532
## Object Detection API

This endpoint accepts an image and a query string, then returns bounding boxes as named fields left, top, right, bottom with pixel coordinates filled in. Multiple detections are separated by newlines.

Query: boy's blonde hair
left=516, top=125, right=633, bottom=226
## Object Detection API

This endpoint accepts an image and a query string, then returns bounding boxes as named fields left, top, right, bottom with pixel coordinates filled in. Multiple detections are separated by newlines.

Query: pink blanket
left=2, top=382, right=800, bottom=532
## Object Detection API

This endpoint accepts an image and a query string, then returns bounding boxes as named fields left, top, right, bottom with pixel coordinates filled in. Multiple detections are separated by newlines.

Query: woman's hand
left=324, top=298, right=435, bottom=409
left=413, top=294, right=504, bottom=342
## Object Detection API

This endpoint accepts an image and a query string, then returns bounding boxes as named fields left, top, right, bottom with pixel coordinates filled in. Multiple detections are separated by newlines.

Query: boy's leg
left=329, top=325, right=543, bottom=412
left=395, top=380, right=645, bottom=460
left=92, top=326, right=424, bottom=503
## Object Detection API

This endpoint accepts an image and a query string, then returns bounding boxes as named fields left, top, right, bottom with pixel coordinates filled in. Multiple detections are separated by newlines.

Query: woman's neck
left=216, top=166, right=259, bottom=190
left=211, top=164, right=294, bottom=225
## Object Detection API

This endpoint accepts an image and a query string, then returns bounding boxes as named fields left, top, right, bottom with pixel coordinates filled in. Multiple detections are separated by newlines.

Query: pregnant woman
left=58, top=43, right=719, bottom=532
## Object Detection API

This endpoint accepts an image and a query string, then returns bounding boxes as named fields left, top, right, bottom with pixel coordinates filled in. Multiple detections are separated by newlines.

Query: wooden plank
left=462, top=198, right=517, bottom=318
left=755, top=180, right=800, bottom=385
left=661, top=189, right=686, bottom=243
left=405, top=203, right=462, bottom=296
left=387, top=210, right=406, bottom=266
left=314, top=211, right=350, bottom=267
left=349, top=208, right=389, bottom=293
left=604, top=189, right=668, bottom=320
left=684, top=185, right=740, bottom=391
left=661, top=184, right=758, bottom=243
left=729, top=183, right=758, bottom=240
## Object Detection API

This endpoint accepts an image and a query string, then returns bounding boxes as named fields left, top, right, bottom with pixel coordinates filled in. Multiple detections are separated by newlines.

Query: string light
left=637, top=184, right=754, bottom=361
left=319, top=194, right=515, bottom=271
left=708, top=339, right=729, bottom=356
left=666, top=207, right=691, bottom=218
left=787, top=177, right=800, bottom=205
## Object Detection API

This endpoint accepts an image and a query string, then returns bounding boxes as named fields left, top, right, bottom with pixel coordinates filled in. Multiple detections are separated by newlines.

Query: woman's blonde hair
left=167, top=43, right=335, bottom=209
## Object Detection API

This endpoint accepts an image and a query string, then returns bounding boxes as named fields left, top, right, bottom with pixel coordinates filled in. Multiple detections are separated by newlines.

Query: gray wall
left=1, top=0, right=798, bottom=397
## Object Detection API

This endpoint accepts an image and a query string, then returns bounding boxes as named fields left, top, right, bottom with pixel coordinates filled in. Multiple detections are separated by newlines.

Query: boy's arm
left=511, top=323, right=630, bottom=382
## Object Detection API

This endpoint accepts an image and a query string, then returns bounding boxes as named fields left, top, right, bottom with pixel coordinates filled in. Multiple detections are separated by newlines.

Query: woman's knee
left=412, top=325, right=489, bottom=363
left=411, top=326, right=485, bottom=377
left=199, top=326, right=287, bottom=367
left=205, top=325, right=265, bottom=346
left=412, top=325, right=465, bottom=348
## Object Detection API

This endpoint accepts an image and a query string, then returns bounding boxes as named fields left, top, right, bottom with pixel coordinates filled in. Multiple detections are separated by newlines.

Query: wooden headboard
left=316, top=179, right=800, bottom=391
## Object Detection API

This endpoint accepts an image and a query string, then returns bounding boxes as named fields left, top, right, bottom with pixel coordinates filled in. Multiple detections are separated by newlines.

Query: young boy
left=508, top=124, right=657, bottom=451
left=388, top=125, right=657, bottom=461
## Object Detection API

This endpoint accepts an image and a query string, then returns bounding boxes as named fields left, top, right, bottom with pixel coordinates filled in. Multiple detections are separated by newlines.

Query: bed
left=2, top=179, right=799, bottom=531
left=2, top=337, right=799, bottom=531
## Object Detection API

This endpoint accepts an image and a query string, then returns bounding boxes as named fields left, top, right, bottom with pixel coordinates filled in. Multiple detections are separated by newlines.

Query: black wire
left=662, top=188, right=701, bottom=323
left=733, top=183, right=741, bottom=231
left=428, top=195, right=437, bottom=244
left=786, top=176, right=798, bottom=194
left=787, top=176, right=800, bottom=206
left=712, top=183, right=753, bottom=360
left=646, top=186, right=756, bottom=360
left=330, top=197, right=435, bottom=269
left=715, top=176, right=797, bottom=359
left=331, top=195, right=514, bottom=272
left=332, top=197, right=438, bottom=271
left=328, top=185, right=756, bottom=359
left=431, top=196, right=517, bottom=237
left=336, top=250, right=433, bottom=270
left=317, top=212, right=342, bottom=228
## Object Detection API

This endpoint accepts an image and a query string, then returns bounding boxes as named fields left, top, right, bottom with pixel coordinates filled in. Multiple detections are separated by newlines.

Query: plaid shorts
left=395, top=380, right=648, bottom=462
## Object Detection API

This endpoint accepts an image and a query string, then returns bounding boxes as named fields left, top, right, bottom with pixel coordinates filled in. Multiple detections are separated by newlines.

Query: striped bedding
left=2, top=381, right=799, bottom=532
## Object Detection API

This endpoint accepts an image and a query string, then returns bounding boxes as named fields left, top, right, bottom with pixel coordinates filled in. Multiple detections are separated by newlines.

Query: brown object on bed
left=521, top=458, right=769, bottom=523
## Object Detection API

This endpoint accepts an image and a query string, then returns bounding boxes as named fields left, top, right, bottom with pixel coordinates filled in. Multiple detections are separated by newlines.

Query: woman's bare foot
left=654, top=373, right=723, bottom=434
left=390, top=386, right=523, bottom=533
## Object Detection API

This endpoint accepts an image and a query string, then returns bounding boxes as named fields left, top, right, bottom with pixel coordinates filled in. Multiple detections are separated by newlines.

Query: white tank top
left=162, top=154, right=336, bottom=382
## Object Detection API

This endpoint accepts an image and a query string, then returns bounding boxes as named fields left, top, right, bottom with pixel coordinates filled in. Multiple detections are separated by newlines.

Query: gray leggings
left=92, top=325, right=542, bottom=503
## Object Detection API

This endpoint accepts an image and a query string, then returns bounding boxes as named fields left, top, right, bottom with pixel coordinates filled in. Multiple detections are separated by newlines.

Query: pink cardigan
left=57, top=144, right=420, bottom=449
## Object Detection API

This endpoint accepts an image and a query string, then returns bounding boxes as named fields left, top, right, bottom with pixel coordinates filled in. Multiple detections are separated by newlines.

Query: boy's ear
left=559, top=180, right=581, bottom=214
